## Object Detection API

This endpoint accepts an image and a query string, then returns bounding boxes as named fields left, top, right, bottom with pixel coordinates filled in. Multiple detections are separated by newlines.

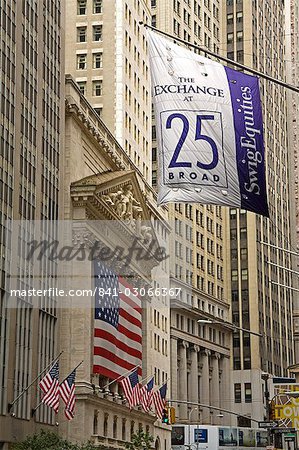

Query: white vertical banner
left=147, top=30, right=269, bottom=216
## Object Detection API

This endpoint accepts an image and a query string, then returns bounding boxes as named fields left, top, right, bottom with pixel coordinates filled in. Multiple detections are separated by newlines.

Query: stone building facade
left=59, top=75, right=171, bottom=449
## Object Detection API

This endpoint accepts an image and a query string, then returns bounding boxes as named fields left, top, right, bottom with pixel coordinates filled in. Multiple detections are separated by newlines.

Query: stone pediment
left=71, top=170, right=150, bottom=221
left=71, top=170, right=162, bottom=274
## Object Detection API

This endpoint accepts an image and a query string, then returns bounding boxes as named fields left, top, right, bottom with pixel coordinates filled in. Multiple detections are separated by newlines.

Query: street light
left=197, top=318, right=263, bottom=337
left=187, top=407, right=198, bottom=450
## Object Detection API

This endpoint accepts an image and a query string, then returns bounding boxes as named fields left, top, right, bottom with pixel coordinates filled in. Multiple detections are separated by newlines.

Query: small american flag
left=59, top=370, right=76, bottom=420
left=39, top=361, right=60, bottom=413
left=93, top=261, right=142, bottom=379
left=120, top=368, right=141, bottom=408
left=153, top=383, right=167, bottom=419
left=140, top=377, right=154, bottom=412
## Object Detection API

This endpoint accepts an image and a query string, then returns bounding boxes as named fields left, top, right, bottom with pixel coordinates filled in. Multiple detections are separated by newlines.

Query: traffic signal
left=162, top=408, right=170, bottom=424
left=169, top=406, right=176, bottom=424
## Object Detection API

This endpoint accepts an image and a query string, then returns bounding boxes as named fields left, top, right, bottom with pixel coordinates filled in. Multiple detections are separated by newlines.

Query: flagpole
left=154, top=377, right=170, bottom=391
left=101, top=364, right=141, bottom=391
left=32, top=360, right=84, bottom=415
left=140, top=23, right=299, bottom=94
left=140, top=374, right=153, bottom=384
left=59, top=360, right=84, bottom=384
left=8, top=351, right=63, bottom=413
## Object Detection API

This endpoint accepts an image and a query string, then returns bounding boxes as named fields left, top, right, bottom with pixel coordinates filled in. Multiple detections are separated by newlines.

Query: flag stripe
left=118, top=324, right=142, bottom=343
left=93, top=347, right=140, bottom=371
left=93, top=364, right=142, bottom=379
left=119, top=308, right=142, bottom=328
left=119, top=292, right=142, bottom=312
left=94, top=330, right=142, bottom=358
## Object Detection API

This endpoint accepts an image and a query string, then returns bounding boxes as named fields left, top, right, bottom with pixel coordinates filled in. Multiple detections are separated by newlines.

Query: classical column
left=189, top=345, right=200, bottom=421
left=220, top=356, right=232, bottom=425
left=171, top=338, right=178, bottom=408
left=211, top=352, right=221, bottom=424
left=178, top=340, right=189, bottom=420
left=200, top=349, right=211, bottom=424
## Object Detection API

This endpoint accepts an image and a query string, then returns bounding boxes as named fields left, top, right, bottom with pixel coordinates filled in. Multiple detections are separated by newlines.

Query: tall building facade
left=285, top=0, right=299, bottom=357
left=151, top=0, right=233, bottom=426
left=65, top=0, right=152, bottom=183
left=225, top=0, right=297, bottom=423
left=0, top=0, right=65, bottom=447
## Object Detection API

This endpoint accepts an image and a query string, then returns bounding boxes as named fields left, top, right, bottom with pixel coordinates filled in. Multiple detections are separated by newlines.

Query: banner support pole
left=140, top=23, right=299, bottom=94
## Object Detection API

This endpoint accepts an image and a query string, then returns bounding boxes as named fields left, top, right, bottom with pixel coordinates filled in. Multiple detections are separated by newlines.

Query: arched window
left=122, top=418, right=126, bottom=441
left=93, top=410, right=98, bottom=434
left=155, top=437, right=161, bottom=450
left=113, top=415, right=118, bottom=439
left=103, top=413, right=108, bottom=437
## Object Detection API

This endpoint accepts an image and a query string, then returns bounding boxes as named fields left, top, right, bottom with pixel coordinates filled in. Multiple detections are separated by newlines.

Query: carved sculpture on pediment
left=140, top=225, right=153, bottom=246
left=102, top=184, right=143, bottom=221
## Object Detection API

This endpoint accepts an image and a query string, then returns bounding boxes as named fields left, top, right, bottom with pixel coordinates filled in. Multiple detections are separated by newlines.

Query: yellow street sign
left=275, top=398, right=299, bottom=428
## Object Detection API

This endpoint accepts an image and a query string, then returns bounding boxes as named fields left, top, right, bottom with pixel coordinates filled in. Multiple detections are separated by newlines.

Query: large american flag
left=93, top=261, right=142, bottom=379
left=39, top=361, right=60, bottom=413
left=120, top=368, right=141, bottom=408
left=153, top=383, right=167, bottom=419
left=59, top=370, right=76, bottom=420
left=140, top=377, right=154, bottom=412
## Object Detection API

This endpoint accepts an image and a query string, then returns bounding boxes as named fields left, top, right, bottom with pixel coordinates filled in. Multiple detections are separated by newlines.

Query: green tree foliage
left=125, top=430, right=154, bottom=450
left=12, top=430, right=98, bottom=450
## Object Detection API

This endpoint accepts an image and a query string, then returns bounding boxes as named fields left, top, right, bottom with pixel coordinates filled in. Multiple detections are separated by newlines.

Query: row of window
left=77, top=79, right=102, bottom=97
left=231, top=268, right=248, bottom=282
left=227, top=31, right=243, bottom=44
left=153, top=332, right=168, bottom=355
left=152, top=309, right=168, bottom=331
left=77, top=25, right=102, bottom=42
left=77, top=0, right=102, bottom=15
left=76, top=52, right=102, bottom=69
left=234, top=382, right=252, bottom=403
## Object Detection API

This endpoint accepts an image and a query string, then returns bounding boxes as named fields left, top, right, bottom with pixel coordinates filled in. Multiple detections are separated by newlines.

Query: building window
left=227, top=13, right=233, bottom=24
left=93, top=0, right=102, bottom=13
left=77, top=54, right=87, bottom=70
left=113, top=416, right=118, bottom=439
left=236, top=11, right=243, bottom=22
left=93, top=410, right=98, bottom=434
left=77, top=26, right=87, bottom=42
left=94, top=107, right=102, bottom=117
left=93, top=25, right=103, bottom=41
left=245, top=383, right=252, bottom=403
left=227, top=51, right=234, bottom=60
left=77, top=0, right=87, bottom=15
left=240, top=228, right=247, bottom=240
left=240, top=248, right=247, bottom=260
left=122, top=419, right=126, bottom=441
left=234, top=383, right=241, bottom=403
left=103, top=414, right=108, bottom=436
left=152, top=147, right=157, bottom=161
left=241, top=269, right=248, bottom=280
left=151, top=0, right=156, bottom=7
left=237, top=50, right=244, bottom=63
left=233, top=357, right=241, bottom=370
left=77, top=81, right=86, bottom=95
left=93, top=80, right=103, bottom=96
left=227, top=33, right=234, bottom=44
left=152, top=170, right=157, bottom=186
left=152, top=14, right=156, bottom=27
left=93, top=53, right=103, bottom=68
left=237, top=31, right=243, bottom=42
left=231, top=270, right=238, bottom=282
